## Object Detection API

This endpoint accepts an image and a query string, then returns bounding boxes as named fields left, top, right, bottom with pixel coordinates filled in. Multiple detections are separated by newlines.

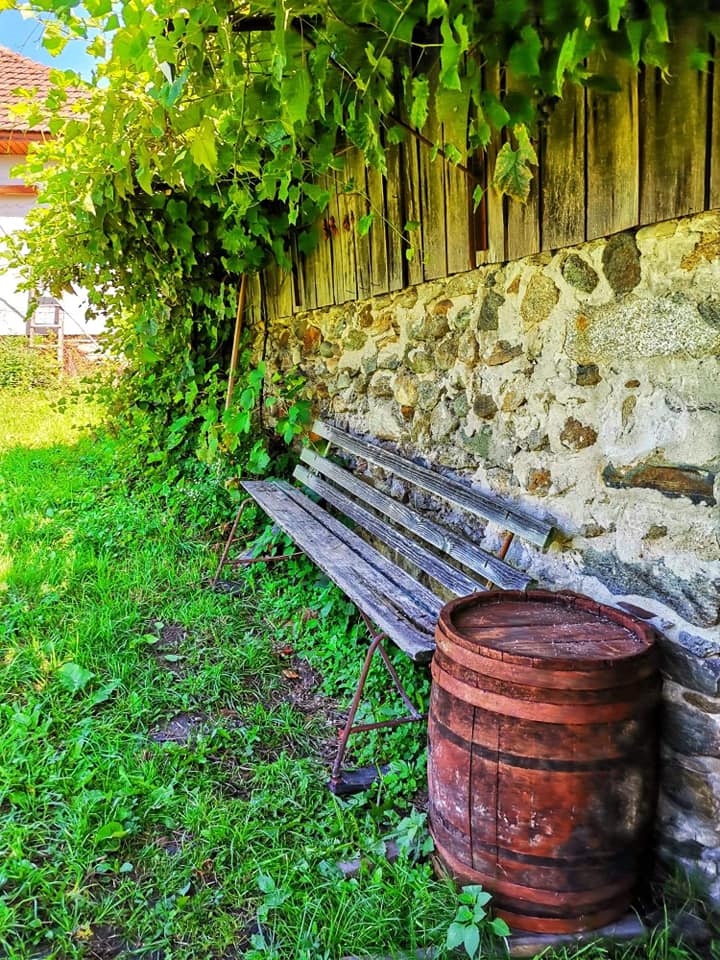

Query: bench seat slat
left=311, top=420, right=554, bottom=549
left=300, top=448, right=532, bottom=591
left=276, top=481, right=441, bottom=619
left=294, top=464, right=485, bottom=598
left=241, top=480, right=436, bottom=662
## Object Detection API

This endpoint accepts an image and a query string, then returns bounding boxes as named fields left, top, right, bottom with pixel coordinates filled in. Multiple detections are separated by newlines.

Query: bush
left=0, top=336, right=60, bottom=388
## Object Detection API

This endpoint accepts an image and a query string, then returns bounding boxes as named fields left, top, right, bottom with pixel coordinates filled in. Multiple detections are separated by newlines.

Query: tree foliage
left=4, top=0, right=718, bottom=473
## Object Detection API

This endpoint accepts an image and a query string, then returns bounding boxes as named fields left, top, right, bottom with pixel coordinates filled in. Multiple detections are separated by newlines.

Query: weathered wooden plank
left=541, top=81, right=585, bottom=250
left=262, top=260, right=295, bottom=320
left=314, top=173, right=336, bottom=309
left=242, top=481, right=436, bottom=660
left=443, top=81, right=473, bottom=274
left=300, top=448, right=531, bottom=590
left=710, top=39, right=720, bottom=210
left=367, top=161, right=389, bottom=296
left=586, top=53, right=639, bottom=239
left=419, top=78, right=448, bottom=280
left=295, top=464, right=484, bottom=596
left=260, top=271, right=274, bottom=326
left=484, top=64, right=506, bottom=264
left=244, top=272, right=263, bottom=336
left=444, top=165, right=472, bottom=274
left=505, top=72, right=540, bottom=261
left=297, top=244, right=315, bottom=314
left=287, top=237, right=304, bottom=313
left=385, top=141, right=405, bottom=291
left=347, top=149, right=372, bottom=301
left=312, top=420, right=555, bottom=548
left=400, top=108, right=424, bottom=286
left=278, top=481, right=442, bottom=615
left=506, top=147, right=540, bottom=260
left=330, top=158, right=358, bottom=305
left=262, top=266, right=282, bottom=322
left=640, top=21, right=708, bottom=224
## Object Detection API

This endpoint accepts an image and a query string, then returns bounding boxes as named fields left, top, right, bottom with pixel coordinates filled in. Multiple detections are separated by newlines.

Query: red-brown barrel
left=428, top=589, right=659, bottom=934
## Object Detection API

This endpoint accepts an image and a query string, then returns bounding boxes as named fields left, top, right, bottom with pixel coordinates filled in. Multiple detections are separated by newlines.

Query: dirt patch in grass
left=280, top=653, right=340, bottom=718
left=273, top=647, right=344, bottom=765
left=154, top=830, right=192, bottom=857
left=149, top=712, right=208, bottom=744
left=83, top=924, right=132, bottom=959
left=157, top=622, right=188, bottom=647
left=142, top=620, right=189, bottom=676
left=413, top=787, right=429, bottom=813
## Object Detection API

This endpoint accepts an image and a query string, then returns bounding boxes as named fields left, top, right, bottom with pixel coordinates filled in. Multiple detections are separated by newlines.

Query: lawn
left=0, top=384, right=448, bottom=960
left=0, top=381, right=714, bottom=960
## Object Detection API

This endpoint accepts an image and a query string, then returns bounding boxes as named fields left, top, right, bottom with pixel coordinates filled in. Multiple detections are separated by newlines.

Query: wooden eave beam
left=0, top=130, right=48, bottom=155
left=0, top=184, right=38, bottom=196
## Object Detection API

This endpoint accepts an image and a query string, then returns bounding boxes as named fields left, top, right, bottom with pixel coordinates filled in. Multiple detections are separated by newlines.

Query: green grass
left=0, top=386, right=451, bottom=960
left=1, top=384, right=716, bottom=960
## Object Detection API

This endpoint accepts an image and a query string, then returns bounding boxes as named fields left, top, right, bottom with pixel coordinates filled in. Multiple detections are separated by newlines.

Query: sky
left=0, top=9, right=95, bottom=79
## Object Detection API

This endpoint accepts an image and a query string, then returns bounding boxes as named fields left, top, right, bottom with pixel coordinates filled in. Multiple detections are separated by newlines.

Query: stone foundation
left=261, top=210, right=720, bottom=907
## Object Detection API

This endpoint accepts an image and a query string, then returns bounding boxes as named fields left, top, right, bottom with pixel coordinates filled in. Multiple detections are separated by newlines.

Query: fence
left=252, top=24, right=719, bottom=323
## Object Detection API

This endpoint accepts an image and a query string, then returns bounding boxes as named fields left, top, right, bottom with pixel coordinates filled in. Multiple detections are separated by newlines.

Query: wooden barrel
left=428, top=589, right=659, bottom=934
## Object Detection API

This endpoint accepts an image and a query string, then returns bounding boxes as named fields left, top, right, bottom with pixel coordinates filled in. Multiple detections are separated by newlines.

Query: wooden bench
left=216, top=419, right=555, bottom=792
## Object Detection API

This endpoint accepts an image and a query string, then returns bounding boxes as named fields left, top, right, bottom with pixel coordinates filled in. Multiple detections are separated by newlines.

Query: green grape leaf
left=483, top=93, right=510, bottom=131
left=492, top=125, right=537, bottom=202
left=515, top=123, right=538, bottom=164
left=188, top=117, right=218, bottom=173
left=688, top=47, right=712, bottom=70
left=357, top=212, right=374, bottom=236
left=410, top=76, right=430, bottom=129
left=650, top=2, right=669, bottom=42
left=440, top=14, right=469, bottom=91
left=284, top=70, right=311, bottom=128
left=555, top=29, right=579, bottom=94
left=167, top=221, right=194, bottom=252
left=42, top=22, right=69, bottom=56
left=626, top=19, right=646, bottom=65
left=508, top=25, right=542, bottom=78
left=427, top=0, right=447, bottom=21
left=608, top=0, right=625, bottom=30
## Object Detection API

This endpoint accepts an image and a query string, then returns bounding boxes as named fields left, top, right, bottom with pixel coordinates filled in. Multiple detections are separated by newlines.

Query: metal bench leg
left=484, top=532, right=514, bottom=588
left=211, top=505, right=304, bottom=590
left=329, top=616, right=426, bottom=796
left=211, top=498, right=252, bottom=586
left=330, top=632, right=385, bottom=794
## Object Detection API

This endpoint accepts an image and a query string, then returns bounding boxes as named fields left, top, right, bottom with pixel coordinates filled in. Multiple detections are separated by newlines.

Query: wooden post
left=57, top=305, right=64, bottom=372
left=224, top=273, right=248, bottom=411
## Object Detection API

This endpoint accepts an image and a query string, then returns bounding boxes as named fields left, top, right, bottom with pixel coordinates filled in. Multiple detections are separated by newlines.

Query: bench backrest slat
left=299, top=448, right=531, bottom=591
left=295, top=464, right=485, bottom=598
left=311, top=420, right=554, bottom=549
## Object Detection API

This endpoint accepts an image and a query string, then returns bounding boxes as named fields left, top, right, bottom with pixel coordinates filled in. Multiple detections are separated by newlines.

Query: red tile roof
left=0, top=43, right=85, bottom=133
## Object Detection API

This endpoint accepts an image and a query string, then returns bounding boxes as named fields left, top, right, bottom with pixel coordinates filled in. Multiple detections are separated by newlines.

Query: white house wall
left=0, top=155, right=106, bottom=337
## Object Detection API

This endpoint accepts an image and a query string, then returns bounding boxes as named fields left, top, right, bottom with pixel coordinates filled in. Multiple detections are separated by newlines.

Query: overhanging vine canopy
left=4, top=0, right=718, bottom=471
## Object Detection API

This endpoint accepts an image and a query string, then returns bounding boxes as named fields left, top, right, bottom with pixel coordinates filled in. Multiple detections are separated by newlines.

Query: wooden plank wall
left=260, top=27, right=720, bottom=322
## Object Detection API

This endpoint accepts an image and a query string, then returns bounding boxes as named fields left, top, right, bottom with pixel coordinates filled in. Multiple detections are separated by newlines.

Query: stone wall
left=261, top=210, right=720, bottom=907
